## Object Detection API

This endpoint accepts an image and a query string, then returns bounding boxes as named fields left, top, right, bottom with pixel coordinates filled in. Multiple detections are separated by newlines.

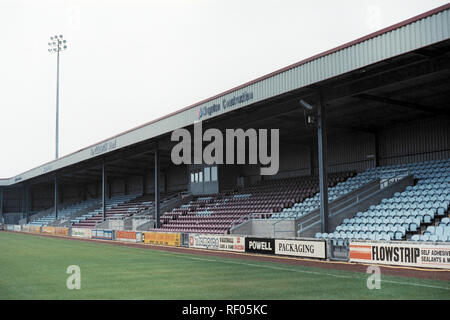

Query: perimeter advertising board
left=350, top=241, right=450, bottom=269
left=189, top=234, right=245, bottom=252
left=143, top=232, right=181, bottom=247
left=217, top=235, right=245, bottom=252
left=245, top=237, right=275, bottom=255
left=274, top=239, right=326, bottom=259
left=13, top=225, right=21, bottom=232
left=71, top=228, right=91, bottom=238
left=29, top=226, right=41, bottom=234
left=42, top=226, right=56, bottom=235
left=54, top=227, right=69, bottom=236
left=91, top=229, right=114, bottom=240
left=116, top=230, right=142, bottom=243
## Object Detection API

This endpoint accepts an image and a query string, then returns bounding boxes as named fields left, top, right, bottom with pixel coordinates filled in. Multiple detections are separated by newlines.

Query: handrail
left=297, top=181, right=381, bottom=235
left=229, top=212, right=270, bottom=231
left=269, top=180, right=377, bottom=236
left=270, top=177, right=380, bottom=237
left=297, top=171, right=410, bottom=236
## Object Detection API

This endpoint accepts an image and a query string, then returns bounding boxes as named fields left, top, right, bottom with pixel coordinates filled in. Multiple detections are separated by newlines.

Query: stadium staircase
left=131, top=192, right=191, bottom=231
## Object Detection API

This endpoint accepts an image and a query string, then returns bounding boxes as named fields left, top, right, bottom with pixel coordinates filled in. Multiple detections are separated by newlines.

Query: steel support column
left=154, top=148, right=160, bottom=228
left=23, top=184, right=30, bottom=223
left=102, top=163, right=107, bottom=221
left=54, top=177, right=58, bottom=219
left=0, top=188, right=3, bottom=222
left=317, top=93, right=329, bottom=234
left=374, top=130, right=380, bottom=168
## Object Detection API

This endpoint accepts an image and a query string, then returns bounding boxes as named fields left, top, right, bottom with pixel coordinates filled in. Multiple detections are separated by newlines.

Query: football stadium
left=1, top=3, right=450, bottom=303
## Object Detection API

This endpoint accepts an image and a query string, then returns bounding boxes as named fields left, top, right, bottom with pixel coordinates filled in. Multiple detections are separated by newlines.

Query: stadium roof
left=1, top=3, right=450, bottom=187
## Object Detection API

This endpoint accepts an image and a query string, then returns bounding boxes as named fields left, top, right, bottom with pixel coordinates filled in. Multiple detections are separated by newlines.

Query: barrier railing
left=297, top=180, right=382, bottom=236
left=4, top=221, right=448, bottom=269
left=297, top=172, right=410, bottom=236
left=229, top=212, right=271, bottom=231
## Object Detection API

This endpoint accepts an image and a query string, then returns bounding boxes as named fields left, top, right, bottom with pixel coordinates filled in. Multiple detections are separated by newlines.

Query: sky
left=0, top=0, right=448, bottom=178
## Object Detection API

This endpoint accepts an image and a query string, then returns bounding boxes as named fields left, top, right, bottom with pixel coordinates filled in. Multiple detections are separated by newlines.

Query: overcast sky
left=0, top=0, right=448, bottom=178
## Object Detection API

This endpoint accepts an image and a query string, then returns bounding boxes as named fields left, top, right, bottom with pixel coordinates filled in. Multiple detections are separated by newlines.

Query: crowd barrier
left=28, top=226, right=41, bottom=234
left=189, top=234, right=245, bottom=253
left=350, top=240, right=450, bottom=269
left=42, top=226, right=56, bottom=235
left=274, top=238, right=326, bottom=259
left=244, top=236, right=326, bottom=259
left=3, top=225, right=449, bottom=269
left=245, top=237, right=275, bottom=255
left=115, top=230, right=142, bottom=243
left=92, top=229, right=115, bottom=240
left=181, top=233, right=190, bottom=247
left=71, top=228, right=91, bottom=238
left=143, top=232, right=181, bottom=247
left=55, top=227, right=69, bottom=236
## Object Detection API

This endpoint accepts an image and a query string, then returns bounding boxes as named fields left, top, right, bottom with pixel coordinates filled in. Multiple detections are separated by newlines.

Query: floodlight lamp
left=299, top=99, right=314, bottom=111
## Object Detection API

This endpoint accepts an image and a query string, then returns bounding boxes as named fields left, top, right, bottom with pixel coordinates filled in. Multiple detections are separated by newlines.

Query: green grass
left=0, top=231, right=449, bottom=300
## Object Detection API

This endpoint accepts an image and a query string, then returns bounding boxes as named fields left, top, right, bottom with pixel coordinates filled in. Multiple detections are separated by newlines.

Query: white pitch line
left=186, top=255, right=450, bottom=291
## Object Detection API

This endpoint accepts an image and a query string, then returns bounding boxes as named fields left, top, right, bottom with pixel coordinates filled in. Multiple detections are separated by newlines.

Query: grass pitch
left=0, top=231, right=448, bottom=300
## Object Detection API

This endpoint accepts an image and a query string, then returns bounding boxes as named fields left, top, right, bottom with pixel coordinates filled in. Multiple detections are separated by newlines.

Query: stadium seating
left=158, top=172, right=354, bottom=234
left=316, top=159, right=450, bottom=245
left=70, top=193, right=143, bottom=228
left=411, top=225, right=450, bottom=242
left=27, top=198, right=99, bottom=227
left=69, top=193, right=178, bottom=228
left=270, top=172, right=371, bottom=220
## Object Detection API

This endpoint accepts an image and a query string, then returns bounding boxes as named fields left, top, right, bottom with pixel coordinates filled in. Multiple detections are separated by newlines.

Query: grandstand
left=28, top=198, right=98, bottom=226
left=0, top=4, right=449, bottom=260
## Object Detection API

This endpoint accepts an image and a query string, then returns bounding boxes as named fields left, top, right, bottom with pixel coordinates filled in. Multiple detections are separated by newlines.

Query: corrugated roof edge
left=2, top=2, right=450, bottom=181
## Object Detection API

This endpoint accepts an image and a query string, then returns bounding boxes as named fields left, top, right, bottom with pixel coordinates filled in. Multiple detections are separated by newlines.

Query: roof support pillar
left=317, top=92, right=329, bottom=234
left=54, top=176, right=59, bottom=219
left=102, top=162, right=107, bottom=222
left=0, top=188, right=3, bottom=222
left=154, top=146, right=160, bottom=229
left=23, top=184, right=30, bottom=223
left=374, top=130, right=380, bottom=168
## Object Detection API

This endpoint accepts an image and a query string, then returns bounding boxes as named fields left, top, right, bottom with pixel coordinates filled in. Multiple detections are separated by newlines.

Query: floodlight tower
left=48, top=35, right=67, bottom=159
